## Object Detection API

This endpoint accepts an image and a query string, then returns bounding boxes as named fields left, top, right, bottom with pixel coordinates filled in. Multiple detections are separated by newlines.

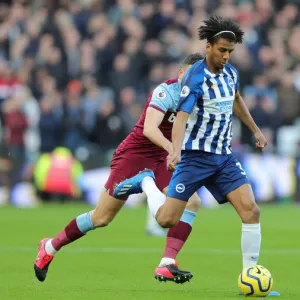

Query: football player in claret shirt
left=34, top=53, right=203, bottom=284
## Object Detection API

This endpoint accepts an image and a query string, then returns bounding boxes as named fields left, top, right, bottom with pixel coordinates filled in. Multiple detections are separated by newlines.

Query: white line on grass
left=0, top=246, right=299, bottom=255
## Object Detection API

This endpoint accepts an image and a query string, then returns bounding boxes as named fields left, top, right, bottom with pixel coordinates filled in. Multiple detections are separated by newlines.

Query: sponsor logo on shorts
left=180, top=85, right=190, bottom=97
left=175, top=183, right=185, bottom=193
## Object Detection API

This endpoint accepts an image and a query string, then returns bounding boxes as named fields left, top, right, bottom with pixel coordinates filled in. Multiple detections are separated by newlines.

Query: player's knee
left=241, top=202, right=260, bottom=223
left=92, top=217, right=111, bottom=228
left=251, top=204, right=260, bottom=222
left=157, top=216, right=179, bottom=228
left=91, top=211, right=113, bottom=228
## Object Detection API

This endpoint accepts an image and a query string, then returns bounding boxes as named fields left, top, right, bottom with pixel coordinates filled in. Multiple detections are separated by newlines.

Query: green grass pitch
left=0, top=203, right=299, bottom=300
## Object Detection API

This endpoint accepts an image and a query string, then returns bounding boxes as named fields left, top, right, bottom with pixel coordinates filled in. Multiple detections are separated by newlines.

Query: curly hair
left=198, top=16, right=244, bottom=44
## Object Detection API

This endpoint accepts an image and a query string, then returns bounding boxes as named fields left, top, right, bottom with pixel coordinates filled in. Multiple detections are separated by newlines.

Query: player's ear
left=178, top=67, right=184, bottom=80
left=206, top=43, right=212, bottom=53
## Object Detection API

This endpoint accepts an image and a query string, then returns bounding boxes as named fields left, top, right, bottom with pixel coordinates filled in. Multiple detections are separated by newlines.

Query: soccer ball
left=238, top=265, right=273, bottom=297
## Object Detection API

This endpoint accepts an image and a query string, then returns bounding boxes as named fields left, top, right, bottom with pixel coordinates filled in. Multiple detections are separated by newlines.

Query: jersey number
left=168, top=113, right=176, bottom=123
left=236, top=162, right=246, bottom=175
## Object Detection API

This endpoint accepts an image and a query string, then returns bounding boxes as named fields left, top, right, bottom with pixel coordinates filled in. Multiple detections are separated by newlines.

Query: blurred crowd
left=0, top=0, right=300, bottom=170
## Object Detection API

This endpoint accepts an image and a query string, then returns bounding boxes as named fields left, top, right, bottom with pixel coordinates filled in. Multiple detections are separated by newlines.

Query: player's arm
left=171, top=110, right=190, bottom=160
left=234, top=91, right=267, bottom=151
left=144, top=107, right=173, bottom=154
left=143, top=85, right=174, bottom=154
left=233, top=91, right=259, bottom=134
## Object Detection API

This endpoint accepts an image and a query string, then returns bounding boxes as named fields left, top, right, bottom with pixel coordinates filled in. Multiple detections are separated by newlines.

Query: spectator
left=276, top=73, right=300, bottom=126
left=39, top=98, right=63, bottom=153
left=2, top=97, right=27, bottom=159
left=119, top=86, right=143, bottom=134
left=91, top=101, right=127, bottom=151
left=81, top=75, right=115, bottom=134
left=63, top=80, right=86, bottom=152
left=109, top=54, right=136, bottom=97
left=0, top=0, right=298, bottom=161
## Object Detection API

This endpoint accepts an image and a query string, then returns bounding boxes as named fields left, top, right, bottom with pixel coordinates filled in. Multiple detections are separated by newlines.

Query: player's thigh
left=160, top=167, right=201, bottom=227
left=162, top=184, right=200, bottom=214
left=156, top=196, right=187, bottom=228
left=157, top=165, right=189, bottom=225
left=162, top=187, right=200, bottom=213
left=105, top=151, right=155, bottom=200
left=92, top=190, right=125, bottom=227
left=93, top=152, right=152, bottom=227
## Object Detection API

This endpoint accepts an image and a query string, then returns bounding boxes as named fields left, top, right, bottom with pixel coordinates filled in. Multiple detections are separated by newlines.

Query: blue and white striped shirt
left=177, top=59, right=239, bottom=155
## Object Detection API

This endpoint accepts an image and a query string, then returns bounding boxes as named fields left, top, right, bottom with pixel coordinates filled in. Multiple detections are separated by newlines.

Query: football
left=238, top=265, right=273, bottom=297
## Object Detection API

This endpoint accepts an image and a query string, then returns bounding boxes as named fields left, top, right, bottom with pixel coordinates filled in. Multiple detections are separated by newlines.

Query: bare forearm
left=234, top=96, right=260, bottom=134
left=172, top=118, right=186, bottom=155
left=144, top=128, right=173, bottom=154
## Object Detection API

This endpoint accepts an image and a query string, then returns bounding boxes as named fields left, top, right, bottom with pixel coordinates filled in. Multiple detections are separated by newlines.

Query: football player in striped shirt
left=114, top=16, right=279, bottom=296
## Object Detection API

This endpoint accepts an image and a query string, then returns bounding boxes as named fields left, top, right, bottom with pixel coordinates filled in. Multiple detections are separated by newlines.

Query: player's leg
left=33, top=150, right=134, bottom=282
left=148, top=161, right=203, bottom=283
left=113, top=169, right=188, bottom=227
left=114, top=172, right=191, bottom=227
left=159, top=190, right=200, bottom=266
left=113, top=151, right=211, bottom=226
left=145, top=162, right=169, bottom=236
left=34, top=187, right=125, bottom=282
left=49, top=190, right=125, bottom=253
left=227, top=184, right=280, bottom=297
left=207, top=154, right=261, bottom=269
left=145, top=208, right=167, bottom=237
left=155, top=190, right=200, bottom=283
left=208, top=155, right=280, bottom=297
left=146, top=167, right=204, bottom=228
left=227, top=183, right=261, bottom=268
left=216, top=155, right=261, bottom=269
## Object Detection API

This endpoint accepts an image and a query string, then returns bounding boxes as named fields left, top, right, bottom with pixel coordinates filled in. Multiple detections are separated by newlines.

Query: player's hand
left=167, top=152, right=181, bottom=172
left=254, top=130, right=268, bottom=151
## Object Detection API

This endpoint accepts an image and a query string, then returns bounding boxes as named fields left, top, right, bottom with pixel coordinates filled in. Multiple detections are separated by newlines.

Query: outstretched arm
left=144, top=107, right=173, bottom=155
left=233, top=91, right=267, bottom=151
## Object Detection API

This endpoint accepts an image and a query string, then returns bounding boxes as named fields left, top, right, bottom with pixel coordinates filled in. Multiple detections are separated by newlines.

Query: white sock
left=142, top=176, right=166, bottom=218
left=45, top=239, right=57, bottom=255
left=159, top=257, right=175, bottom=267
left=241, top=223, right=261, bottom=269
left=146, top=208, right=160, bottom=228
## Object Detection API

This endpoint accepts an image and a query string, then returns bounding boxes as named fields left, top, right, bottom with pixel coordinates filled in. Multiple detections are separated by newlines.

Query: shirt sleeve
left=176, top=70, right=204, bottom=114
left=229, top=66, right=239, bottom=93
left=149, top=85, right=173, bottom=113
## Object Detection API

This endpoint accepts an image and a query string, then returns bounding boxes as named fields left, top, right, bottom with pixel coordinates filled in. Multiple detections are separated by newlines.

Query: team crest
left=156, top=90, right=166, bottom=100
left=176, top=183, right=185, bottom=193
left=180, top=85, right=190, bottom=97
left=228, top=77, right=234, bottom=89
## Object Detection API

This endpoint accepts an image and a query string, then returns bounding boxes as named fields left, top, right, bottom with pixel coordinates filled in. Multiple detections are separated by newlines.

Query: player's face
left=206, top=38, right=235, bottom=72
